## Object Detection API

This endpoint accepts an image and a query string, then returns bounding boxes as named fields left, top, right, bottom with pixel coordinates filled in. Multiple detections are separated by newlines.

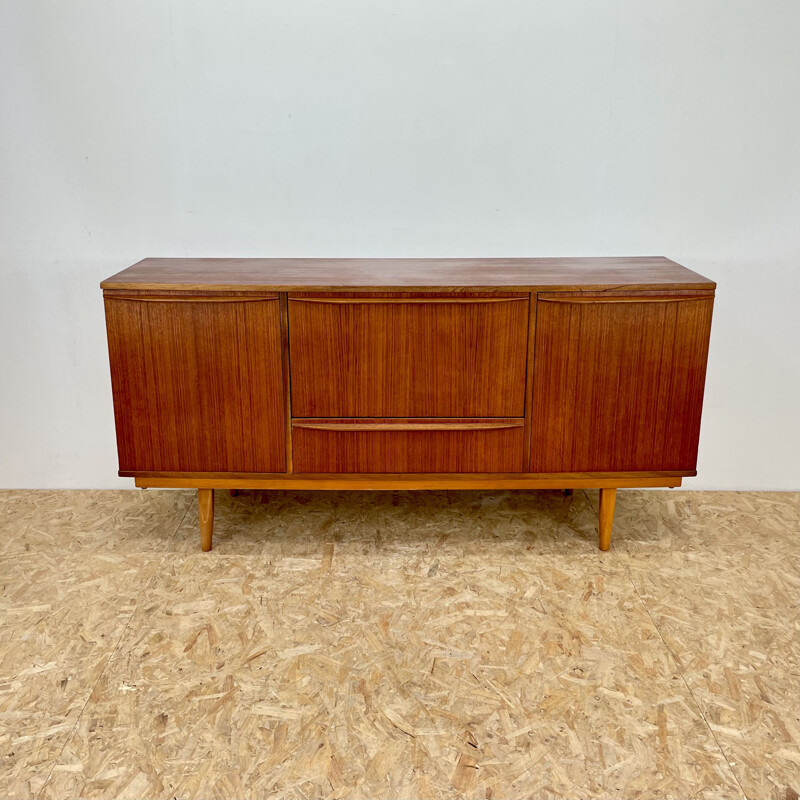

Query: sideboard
left=101, top=257, right=715, bottom=551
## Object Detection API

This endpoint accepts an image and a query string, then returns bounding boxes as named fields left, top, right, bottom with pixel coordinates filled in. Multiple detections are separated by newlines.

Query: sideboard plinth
left=131, top=471, right=689, bottom=490
left=131, top=473, right=687, bottom=552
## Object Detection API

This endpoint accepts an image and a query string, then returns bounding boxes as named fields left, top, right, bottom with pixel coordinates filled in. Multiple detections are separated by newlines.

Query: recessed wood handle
left=289, top=297, right=527, bottom=305
left=292, top=421, right=525, bottom=431
left=539, top=295, right=709, bottom=304
left=105, top=294, right=279, bottom=303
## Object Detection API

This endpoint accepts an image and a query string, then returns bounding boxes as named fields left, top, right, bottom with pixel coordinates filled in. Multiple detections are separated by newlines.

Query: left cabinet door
left=104, top=296, right=286, bottom=473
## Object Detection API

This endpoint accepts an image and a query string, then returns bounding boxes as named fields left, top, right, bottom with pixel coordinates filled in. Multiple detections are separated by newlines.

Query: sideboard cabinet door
left=288, top=293, right=529, bottom=418
left=530, top=293, right=713, bottom=473
left=105, top=296, right=286, bottom=473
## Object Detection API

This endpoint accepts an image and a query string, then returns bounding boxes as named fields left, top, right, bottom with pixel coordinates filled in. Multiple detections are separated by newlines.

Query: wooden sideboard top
left=102, top=256, right=715, bottom=293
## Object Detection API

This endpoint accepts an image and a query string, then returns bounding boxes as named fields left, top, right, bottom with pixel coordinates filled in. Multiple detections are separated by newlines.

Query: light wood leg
left=598, top=488, right=616, bottom=551
left=199, top=488, right=214, bottom=552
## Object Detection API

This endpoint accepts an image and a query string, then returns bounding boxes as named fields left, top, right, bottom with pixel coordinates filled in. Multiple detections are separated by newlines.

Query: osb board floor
left=0, top=490, right=797, bottom=800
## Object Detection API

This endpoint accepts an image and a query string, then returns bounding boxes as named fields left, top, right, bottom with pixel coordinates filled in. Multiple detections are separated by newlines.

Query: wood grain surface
left=105, top=297, right=286, bottom=473
left=101, top=256, right=715, bottom=293
left=288, top=293, right=529, bottom=417
left=291, top=418, right=526, bottom=473
left=530, top=292, right=714, bottom=472
left=130, top=472, right=687, bottom=490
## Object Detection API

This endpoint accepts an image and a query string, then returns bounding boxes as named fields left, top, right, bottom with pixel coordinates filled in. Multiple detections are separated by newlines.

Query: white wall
left=1, top=1, right=798, bottom=490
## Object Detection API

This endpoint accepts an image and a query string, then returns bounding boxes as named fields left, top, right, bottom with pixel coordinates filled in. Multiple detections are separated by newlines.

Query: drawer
left=288, top=293, right=529, bottom=417
left=292, top=419, right=526, bottom=473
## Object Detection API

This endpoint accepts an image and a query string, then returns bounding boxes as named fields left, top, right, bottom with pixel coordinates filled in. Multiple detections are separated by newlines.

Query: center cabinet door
left=288, top=293, right=529, bottom=418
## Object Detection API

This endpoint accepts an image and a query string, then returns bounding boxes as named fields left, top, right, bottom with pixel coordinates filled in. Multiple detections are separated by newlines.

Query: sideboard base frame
left=131, top=472, right=689, bottom=552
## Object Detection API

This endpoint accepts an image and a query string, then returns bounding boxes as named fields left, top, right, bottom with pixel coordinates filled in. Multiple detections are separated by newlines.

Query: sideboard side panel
left=530, top=294, right=714, bottom=472
left=105, top=297, right=286, bottom=473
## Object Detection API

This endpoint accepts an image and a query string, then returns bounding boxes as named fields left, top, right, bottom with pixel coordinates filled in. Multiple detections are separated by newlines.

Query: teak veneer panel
left=291, top=419, right=526, bottom=474
left=105, top=296, right=286, bottom=473
left=530, top=292, right=714, bottom=472
left=101, top=256, right=715, bottom=293
left=288, top=293, right=529, bottom=418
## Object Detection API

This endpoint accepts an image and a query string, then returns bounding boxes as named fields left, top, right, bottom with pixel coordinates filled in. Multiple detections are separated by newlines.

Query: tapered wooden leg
left=199, top=488, right=214, bottom=552
left=598, top=488, right=616, bottom=551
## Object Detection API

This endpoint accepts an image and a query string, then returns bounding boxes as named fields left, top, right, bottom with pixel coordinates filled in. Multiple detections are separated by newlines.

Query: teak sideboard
left=101, top=257, right=715, bottom=552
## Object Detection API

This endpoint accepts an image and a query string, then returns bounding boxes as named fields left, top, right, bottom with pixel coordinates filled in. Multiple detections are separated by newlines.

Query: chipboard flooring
left=0, top=489, right=797, bottom=799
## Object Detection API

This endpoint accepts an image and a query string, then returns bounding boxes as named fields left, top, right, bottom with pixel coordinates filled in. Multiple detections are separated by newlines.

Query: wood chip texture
left=0, top=489, right=797, bottom=800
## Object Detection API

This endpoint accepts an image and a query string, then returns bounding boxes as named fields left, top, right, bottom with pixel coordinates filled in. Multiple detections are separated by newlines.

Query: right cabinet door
left=530, top=292, right=714, bottom=473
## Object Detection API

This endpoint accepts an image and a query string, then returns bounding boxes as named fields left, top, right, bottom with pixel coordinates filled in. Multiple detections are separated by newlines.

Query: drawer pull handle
left=289, top=297, right=527, bottom=305
left=293, top=421, right=524, bottom=432
left=539, top=295, right=709, bottom=304
left=105, top=294, right=279, bottom=303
